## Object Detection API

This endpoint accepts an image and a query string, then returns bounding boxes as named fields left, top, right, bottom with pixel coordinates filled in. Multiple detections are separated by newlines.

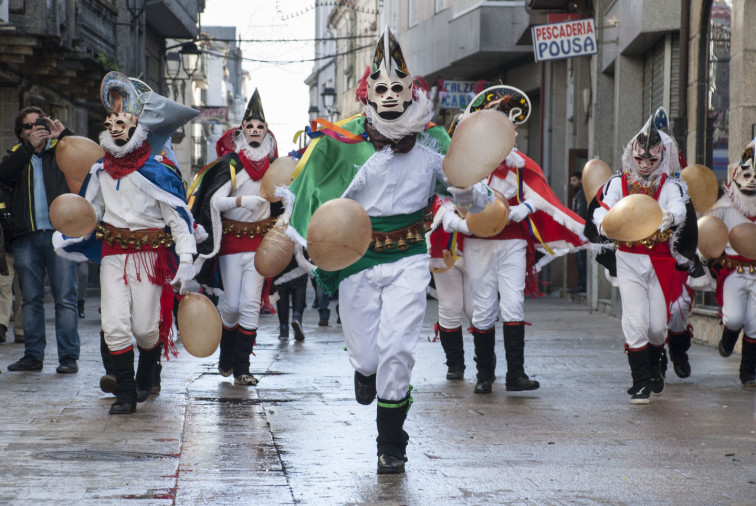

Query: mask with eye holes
left=241, top=88, right=268, bottom=147
left=366, top=28, right=414, bottom=121
left=104, top=112, right=138, bottom=147
left=733, top=141, right=756, bottom=196
left=631, top=116, right=663, bottom=178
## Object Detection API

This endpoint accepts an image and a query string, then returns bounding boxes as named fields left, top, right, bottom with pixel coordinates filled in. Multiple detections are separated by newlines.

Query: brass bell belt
left=221, top=217, right=275, bottom=239
left=370, top=219, right=431, bottom=253
left=614, top=229, right=671, bottom=249
left=715, top=255, right=756, bottom=274
left=96, top=224, right=173, bottom=249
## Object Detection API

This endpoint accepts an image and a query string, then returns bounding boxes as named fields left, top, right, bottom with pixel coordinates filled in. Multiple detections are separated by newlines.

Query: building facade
left=0, top=0, right=204, bottom=173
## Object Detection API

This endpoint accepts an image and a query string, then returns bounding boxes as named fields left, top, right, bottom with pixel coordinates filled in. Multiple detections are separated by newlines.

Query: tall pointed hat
left=635, top=114, right=662, bottom=159
left=243, top=88, right=266, bottom=123
left=370, top=27, right=410, bottom=79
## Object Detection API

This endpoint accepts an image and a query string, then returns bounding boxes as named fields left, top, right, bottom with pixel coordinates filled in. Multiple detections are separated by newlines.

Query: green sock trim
left=377, top=385, right=413, bottom=414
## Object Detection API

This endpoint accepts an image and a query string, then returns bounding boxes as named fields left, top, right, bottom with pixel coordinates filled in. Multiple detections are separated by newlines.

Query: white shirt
left=92, top=171, right=196, bottom=258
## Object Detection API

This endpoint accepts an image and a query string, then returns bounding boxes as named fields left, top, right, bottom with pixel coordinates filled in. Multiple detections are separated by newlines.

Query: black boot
left=626, top=346, right=652, bottom=404
left=77, top=300, right=85, bottom=318
left=473, top=327, right=496, bottom=394
left=503, top=323, right=539, bottom=391
left=648, top=344, right=665, bottom=396
left=354, top=371, right=377, bottom=405
left=109, top=348, right=137, bottom=415
left=135, top=343, right=161, bottom=402
left=668, top=326, right=692, bottom=378
left=152, top=361, right=162, bottom=394
left=438, top=324, right=465, bottom=380
left=719, top=326, right=741, bottom=357
left=739, top=336, right=756, bottom=387
left=233, top=327, right=258, bottom=386
left=218, top=324, right=237, bottom=377
left=376, top=391, right=411, bottom=474
left=99, top=330, right=118, bottom=395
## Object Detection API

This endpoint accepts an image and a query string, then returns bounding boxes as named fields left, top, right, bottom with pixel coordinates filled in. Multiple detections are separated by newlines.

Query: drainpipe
left=678, top=0, right=689, bottom=151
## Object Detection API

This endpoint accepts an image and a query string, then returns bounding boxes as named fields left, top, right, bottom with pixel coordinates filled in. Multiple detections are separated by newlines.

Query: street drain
left=192, top=397, right=294, bottom=405
left=35, top=450, right=178, bottom=461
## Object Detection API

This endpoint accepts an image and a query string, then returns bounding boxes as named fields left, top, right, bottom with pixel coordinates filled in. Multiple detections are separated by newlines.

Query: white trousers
left=219, top=251, right=265, bottom=330
left=432, top=258, right=473, bottom=329
left=667, top=282, right=692, bottom=334
left=101, top=253, right=161, bottom=352
left=722, top=271, right=756, bottom=336
left=339, top=254, right=430, bottom=400
left=464, top=238, right=527, bottom=329
left=616, top=251, right=667, bottom=348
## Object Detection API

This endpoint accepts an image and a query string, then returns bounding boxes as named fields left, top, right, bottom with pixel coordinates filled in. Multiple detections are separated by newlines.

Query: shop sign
left=531, top=18, right=597, bottom=62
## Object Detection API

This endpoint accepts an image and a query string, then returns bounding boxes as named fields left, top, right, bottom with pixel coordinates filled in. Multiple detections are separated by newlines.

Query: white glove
left=508, top=203, right=532, bottom=223
left=276, top=209, right=291, bottom=227
left=658, top=209, right=674, bottom=231
left=442, top=210, right=471, bottom=235
left=213, top=196, right=238, bottom=213
left=446, top=185, right=476, bottom=211
left=239, top=196, right=268, bottom=211
left=170, top=263, right=195, bottom=294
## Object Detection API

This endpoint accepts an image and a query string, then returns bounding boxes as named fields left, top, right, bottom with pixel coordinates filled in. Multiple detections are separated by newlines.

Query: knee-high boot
left=647, top=343, right=665, bottom=396
left=719, top=326, right=741, bottom=357
left=233, top=327, right=258, bottom=386
left=668, top=326, right=692, bottom=378
left=626, top=345, right=651, bottom=404
left=376, top=391, right=411, bottom=474
left=99, top=330, right=118, bottom=394
left=438, top=323, right=465, bottom=380
left=109, top=348, right=137, bottom=415
left=503, top=322, right=539, bottom=391
left=739, top=336, right=756, bottom=386
left=473, top=326, right=496, bottom=394
left=218, top=324, right=237, bottom=376
left=135, top=342, right=162, bottom=402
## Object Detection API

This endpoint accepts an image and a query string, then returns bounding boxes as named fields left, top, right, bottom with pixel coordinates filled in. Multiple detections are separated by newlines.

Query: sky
left=200, top=0, right=316, bottom=154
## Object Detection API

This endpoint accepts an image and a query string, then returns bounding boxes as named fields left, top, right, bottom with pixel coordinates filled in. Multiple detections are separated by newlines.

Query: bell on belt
left=373, top=239, right=385, bottom=252
left=383, top=238, right=396, bottom=250
left=405, top=230, right=415, bottom=244
left=396, top=238, right=407, bottom=251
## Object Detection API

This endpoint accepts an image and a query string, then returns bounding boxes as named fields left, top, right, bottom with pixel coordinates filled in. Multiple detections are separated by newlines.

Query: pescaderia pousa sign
left=531, top=18, right=598, bottom=62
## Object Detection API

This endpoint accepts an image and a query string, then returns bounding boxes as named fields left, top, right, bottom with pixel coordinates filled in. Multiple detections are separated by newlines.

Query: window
left=706, top=0, right=731, bottom=181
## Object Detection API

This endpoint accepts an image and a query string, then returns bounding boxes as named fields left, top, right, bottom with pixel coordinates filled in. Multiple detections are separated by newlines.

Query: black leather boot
left=438, top=324, right=465, bottom=380
left=218, top=324, right=237, bottom=377
left=626, top=346, right=652, bottom=404
left=719, top=326, right=741, bottom=357
left=109, top=348, right=137, bottom=415
left=99, top=330, right=117, bottom=394
left=473, top=327, right=496, bottom=394
left=376, top=392, right=411, bottom=474
left=135, top=343, right=161, bottom=402
left=668, top=326, right=692, bottom=378
left=503, top=323, right=539, bottom=391
left=647, top=344, right=665, bottom=396
left=354, top=371, right=377, bottom=405
left=233, top=327, right=258, bottom=386
left=739, top=336, right=756, bottom=387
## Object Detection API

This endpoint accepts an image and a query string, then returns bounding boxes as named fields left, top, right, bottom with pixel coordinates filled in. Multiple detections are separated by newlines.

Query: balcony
left=0, top=0, right=118, bottom=102
left=146, top=0, right=204, bottom=39
left=402, top=1, right=532, bottom=80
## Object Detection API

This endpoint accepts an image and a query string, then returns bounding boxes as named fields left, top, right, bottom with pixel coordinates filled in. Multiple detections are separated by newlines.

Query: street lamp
left=165, top=42, right=202, bottom=105
left=321, top=87, right=337, bottom=115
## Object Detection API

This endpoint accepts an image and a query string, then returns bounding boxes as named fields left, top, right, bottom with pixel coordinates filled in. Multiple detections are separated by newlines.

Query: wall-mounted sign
left=531, top=18, right=597, bottom=62
left=441, top=80, right=477, bottom=110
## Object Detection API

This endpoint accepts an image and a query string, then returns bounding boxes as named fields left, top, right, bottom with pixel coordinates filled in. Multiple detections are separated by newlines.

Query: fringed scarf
left=103, top=142, right=151, bottom=179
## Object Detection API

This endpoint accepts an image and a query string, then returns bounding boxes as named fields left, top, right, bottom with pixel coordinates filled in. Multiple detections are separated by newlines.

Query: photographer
left=0, top=106, right=80, bottom=373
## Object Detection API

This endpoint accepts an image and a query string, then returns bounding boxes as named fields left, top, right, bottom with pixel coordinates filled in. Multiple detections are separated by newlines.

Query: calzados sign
left=531, top=18, right=597, bottom=62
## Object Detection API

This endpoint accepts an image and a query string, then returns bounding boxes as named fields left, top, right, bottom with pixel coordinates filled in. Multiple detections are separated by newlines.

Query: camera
left=34, top=117, right=50, bottom=132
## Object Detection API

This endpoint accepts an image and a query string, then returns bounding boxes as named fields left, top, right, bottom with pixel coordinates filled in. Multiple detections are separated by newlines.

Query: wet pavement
left=0, top=288, right=754, bottom=505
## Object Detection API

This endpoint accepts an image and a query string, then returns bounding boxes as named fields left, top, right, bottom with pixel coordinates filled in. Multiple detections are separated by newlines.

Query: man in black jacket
left=0, top=106, right=80, bottom=373
left=568, top=171, right=587, bottom=293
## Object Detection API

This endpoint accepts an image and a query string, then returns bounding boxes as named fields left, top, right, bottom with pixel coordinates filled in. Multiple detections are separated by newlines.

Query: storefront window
left=706, top=0, right=731, bottom=181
